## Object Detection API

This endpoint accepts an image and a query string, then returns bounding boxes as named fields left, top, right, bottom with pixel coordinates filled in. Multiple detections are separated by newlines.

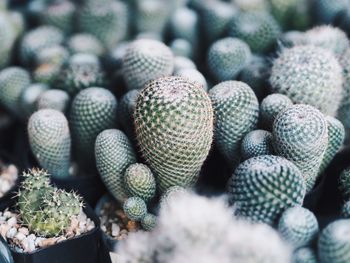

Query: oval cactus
left=20, top=83, right=48, bottom=118
left=67, top=33, right=104, bottom=57
left=174, top=68, right=208, bottom=91
left=123, top=197, right=147, bottom=221
left=293, top=247, right=318, bottom=263
left=141, top=213, right=157, bottom=231
left=241, top=130, right=273, bottom=160
left=37, top=89, right=70, bottom=113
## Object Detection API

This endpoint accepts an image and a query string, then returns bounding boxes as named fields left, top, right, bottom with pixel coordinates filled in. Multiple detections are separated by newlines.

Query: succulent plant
left=241, top=130, right=274, bottom=160
left=159, top=185, right=187, bottom=208
left=228, top=155, right=306, bottom=225
left=174, top=68, right=208, bottom=91
left=209, top=81, right=259, bottom=166
left=234, top=0, right=270, bottom=12
left=123, top=197, right=147, bottom=221
left=122, top=39, right=174, bottom=91
left=20, top=83, right=48, bottom=118
left=34, top=63, right=61, bottom=85
left=141, top=213, right=157, bottom=231
left=337, top=48, right=350, bottom=131
left=0, top=13, right=16, bottom=69
left=36, top=45, right=69, bottom=67
left=170, top=38, right=193, bottom=59
left=273, top=104, right=328, bottom=191
left=37, top=89, right=70, bottom=113
left=173, top=56, right=196, bottom=73
left=339, top=169, right=350, bottom=199
left=67, top=34, right=104, bottom=57
left=134, top=76, right=214, bottom=192
left=315, top=0, right=348, bottom=24
left=292, top=247, right=318, bottom=263
left=341, top=200, right=350, bottom=218
left=207, top=37, right=251, bottom=82
left=95, top=129, right=137, bottom=202
left=28, top=109, right=71, bottom=179
left=279, top=30, right=306, bottom=47
left=318, top=219, right=350, bottom=263
left=270, top=45, right=343, bottom=117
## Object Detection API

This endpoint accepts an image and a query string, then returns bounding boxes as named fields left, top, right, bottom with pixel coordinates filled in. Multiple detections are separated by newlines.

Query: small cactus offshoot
left=123, top=197, right=147, bottom=221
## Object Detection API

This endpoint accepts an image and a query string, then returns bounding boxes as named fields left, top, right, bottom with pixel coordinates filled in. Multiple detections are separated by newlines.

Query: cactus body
left=337, top=48, right=350, bottom=131
left=339, top=169, right=350, bottom=199
left=175, top=68, right=208, bottom=91
left=292, top=247, right=318, bottom=263
left=342, top=201, right=350, bottom=218
left=241, top=130, right=273, bottom=160
left=141, top=213, right=157, bottom=231
left=20, top=83, right=48, bottom=118
left=173, top=56, right=196, bottom=73
left=67, top=34, right=104, bottom=57
left=315, top=0, right=348, bottom=23
left=0, top=13, right=16, bottom=69
left=123, top=197, right=147, bottom=221
left=170, top=39, right=193, bottom=59
left=235, top=0, right=270, bottom=12
left=37, top=89, right=70, bottom=113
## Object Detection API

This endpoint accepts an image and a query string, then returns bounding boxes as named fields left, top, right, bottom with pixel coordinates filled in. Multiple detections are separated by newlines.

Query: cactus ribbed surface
left=37, top=89, right=70, bottom=113
left=123, top=197, right=147, bottom=221
left=278, top=207, right=319, bottom=248
left=339, top=169, right=350, bottom=199
left=209, top=81, right=259, bottom=165
left=273, top=104, right=328, bottom=192
left=134, top=76, right=214, bottom=192
left=270, top=45, right=343, bottom=117
left=67, top=34, right=104, bottom=57
left=95, top=129, right=137, bottom=202
left=207, top=37, right=251, bottom=82
left=70, top=87, right=117, bottom=164
left=292, top=247, right=318, bottom=263
left=241, top=130, right=273, bottom=160
left=20, top=83, right=48, bottom=118
left=123, top=39, right=174, bottom=91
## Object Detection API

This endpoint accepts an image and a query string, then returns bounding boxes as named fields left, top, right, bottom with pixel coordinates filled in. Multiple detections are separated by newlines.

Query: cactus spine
left=241, top=130, right=274, bottom=160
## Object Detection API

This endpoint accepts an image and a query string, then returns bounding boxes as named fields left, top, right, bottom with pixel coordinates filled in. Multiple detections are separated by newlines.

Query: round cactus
left=235, top=0, right=270, bottom=12
left=67, top=34, right=104, bottom=57
left=170, top=39, right=193, bottom=58
left=269, top=0, right=307, bottom=29
left=28, top=109, right=71, bottom=179
left=228, top=155, right=306, bottom=225
left=273, top=104, right=328, bottom=192
left=318, top=219, right=350, bottom=263
left=342, top=201, right=350, bottom=218
left=241, top=130, right=274, bottom=160
left=36, top=45, right=69, bottom=67
left=124, top=163, right=156, bottom=202
left=315, top=0, right=348, bottom=24
left=337, top=48, right=350, bottom=131
left=339, top=169, right=350, bottom=199
left=207, top=37, right=251, bottom=82
left=209, top=81, right=259, bottom=166
left=141, top=213, right=157, bottom=231
left=174, top=68, right=208, bottom=91
left=122, top=39, right=174, bottom=91
left=34, top=63, right=61, bottom=85
left=123, top=197, right=147, bottom=221
left=0, top=13, right=16, bottom=69
left=279, top=31, right=306, bottom=47
left=229, top=11, right=281, bottom=53
left=20, top=83, right=48, bottom=118
left=95, top=129, right=137, bottom=202
left=270, top=45, right=343, bottom=117
left=292, top=247, right=318, bottom=263
left=173, top=56, right=196, bottom=73
left=134, top=76, right=214, bottom=192
left=278, top=207, right=319, bottom=248
left=37, top=89, right=70, bottom=113
left=160, top=186, right=188, bottom=208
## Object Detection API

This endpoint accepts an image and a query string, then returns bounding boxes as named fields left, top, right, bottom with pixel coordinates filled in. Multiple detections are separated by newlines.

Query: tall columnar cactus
left=273, top=104, right=328, bottom=191
left=0, top=67, right=31, bottom=116
left=123, top=39, right=174, bottom=91
left=209, top=81, right=259, bottom=166
left=292, top=247, right=318, bottom=263
left=278, top=207, right=319, bottom=248
left=241, top=130, right=274, bottom=160
left=229, top=11, right=281, bottom=53
left=123, top=196, right=147, bottom=221
left=339, top=169, right=350, bottom=199
left=124, top=163, right=156, bottom=202
left=207, top=37, right=251, bottom=82
left=37, top=89, right=70, bottom=113
left=270, top=45, right=343, bottom=117
left=28, top=109, right=71, bottom=178
left=318, top=219, right=350, bottom=263
left=95, top=129, right=137, bottom=202
left=134, top=76, right=214, bottom=192
left=67, top=34, right=104, bottom=57
left=70, top=87, right=117, bottom=165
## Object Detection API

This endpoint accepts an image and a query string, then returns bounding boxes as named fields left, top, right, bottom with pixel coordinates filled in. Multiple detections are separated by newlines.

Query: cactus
left=229, top=11, right=281, bottom=53
left=235, top=0, right=270, bottom=12
left=209, top=81, right=259, bottom=166
left=124, top=163, right=156, bottom=202
left=28, top=109, right=71, bottom=179
left=174, top=68, right=208, bottom=91
left=37, top=89, right=70, bottom=113
left=207, top=37, right=251, bottom=82
left=36, top=45, right=69, bottom=68
left=315, top=0, right=348, bottom=24
left=123, top=39, right=174, bottom=91
left=270, top=45, right=343, bottom=116
left=173, top=56, right=196, bottom=73
left=170, top=39, right=193, bottom=59
left=123, top=197, right=147, bottom=221
left=241, top=130, right=274, bottom=160
left=318, top=219, right=350, bottom=263
left=0, top=67, right=31, bottom=116
left=279, top=31, right=306, bottom=47
left=141, top=213, right=157, bottom=231
left=278, top=207, right=319, bottom=248
left=34, top=63, right=61, bottom=85
left=70, top=87, right=117, bottom=165
left=0, top=13, right=16, bottom=69
left=20, top=83, right=48, bottom=118
left=95, top=129, right=137, bottom=202
left=260, top=93, right=293, bottom=131
left=273, top=104, right=328, bottom=191
left=67, top=34, right=104, bottom=57
left=228, top=155, right=306, bottom=225
left=342, top=201, right=350, bottom=218
left=292, top=247, right=318, bottom=263
left=134, top=76, right=214, bottom=192
left=339, top=169, right=350, bottom=199
left=160, top=186, right=187, bottom=208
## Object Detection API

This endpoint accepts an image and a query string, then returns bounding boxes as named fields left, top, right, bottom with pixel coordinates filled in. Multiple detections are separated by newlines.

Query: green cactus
left=95, top=129, right=137, bottom=202
left=36, top=45, right=69, bottom=68
left=278, top=207, right=319, bottom=248
left=174, top=68, right=208, bottom=91
left=292, top=247, right=318, bottom=263
left=173, top=56, right=196, bottom=73
left=342, top=201, right=350, bottom=218
left=318, top=219, right=350, bottom=263
left=270, top=45, right=343, bottom=116
left=134, top=76, right=214, bottom=192
left=20, top=83, right=48, bottom=118
left=209, top=81, right=259, bottom=166
left=37, top=89, right=70, bottom=113
left=0, top=67, right=31, bottom=116
left=207, top=37, right=251, bottom=82
left=124, top=163, right=156, bottom=202
left=273, top=104, right=328, bottom=192
left=229, top=11, right=281, bottom=53
left=339, top=169, right=350, bottom=199
left=235, top=0, right=270, bottom=12
left=123, top=197, right=147, bottom=221
left=228, top=155, right=306, bottom=225
left=123, top=39, right=174, bottom=91
left=141, top=213, right=157, bottom=231
left=28, top=109, right=71, bottom=179
left=67, top=34, right=104, bottom=57
left=0, top=13, right=16, bottom=69
left=241, top=130, right=274, bottom=160
left=315, top=0, right=348, bottom=24
left=70, top=87, right=117, bottom=165
left=170, top=39, right=193, bottom=59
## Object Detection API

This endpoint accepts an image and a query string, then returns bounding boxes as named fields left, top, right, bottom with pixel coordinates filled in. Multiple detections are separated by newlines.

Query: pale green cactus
left=241, top=130, right=274, bottom=160
left=37, top=89, right=70, bottom=113
left=292, top=247, right=318, bottom=263
left=20, top=83, right=48, bottom=118
left=339, top=169, right=350, bottom=199
left=67, top=34, right=104, bottom=57
left=123, top=197, right=147, bottom=221
left=141, top=213, right=157, bottom=231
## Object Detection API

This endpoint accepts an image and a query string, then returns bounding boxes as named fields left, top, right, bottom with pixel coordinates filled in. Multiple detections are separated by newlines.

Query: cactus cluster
left=241, top=130, right=274, bottom=160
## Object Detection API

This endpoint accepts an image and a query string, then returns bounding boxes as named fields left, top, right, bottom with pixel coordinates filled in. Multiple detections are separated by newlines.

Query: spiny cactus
left=123, top=197, right=147, bottom=221
left=36, top=45, right=69, bottom=67
left=141, top=213, right=157, bottom=231
left=67, top=34, right=104, bottom=57
left=342, top=201, right=350, bottom=218
left=28, top=109, right=71, bottom=179
left=34, top=63, right=61, bottom=85
left=123, top=39, right=174, bottom=91
left=278, top=207, right=319, bottom=248
left=124, top=163, right=156, bottom=202
left=20, top=83, right=48, bottom=118
left=95, top=129, right=137, bottom=202
left=229, top=11, right=281, bottom=53
left=134, top=76, right=214, bottom=192
left=0, top=67, right=31, bottom=116
left=318, top=219, right=350, bottom=263
left=209, top=81, right=259, bottom=166
left=292, top=247, right=318, bottom=263
left=273, top=104, right=328, bottom=191
left=173, top=56, right=196, bottom=73
left=241, top=130, right=273, bottom=160
left=315, top=0, right=348, bottom=24
left=170, top=38, right=193, bottom=59
left=174, top=68, right=208, bottom=91
left=260, top=93, right=293, bottom=131
left=270, top=45, right=343, bottom=116
left=337, top=48, right=350, bottom=131
left=160, top=186, right=187, bottom=208
left=207, top=37, right=251, bottom=82
left=0, top=13, right=16, bottom=69
left=37, top=89, right=70, bottom=113
left=70, top=87, right=117, bottom=165
left=228, top=155, right=306, bottom=225
left=339, top=169, right=350, bottom=199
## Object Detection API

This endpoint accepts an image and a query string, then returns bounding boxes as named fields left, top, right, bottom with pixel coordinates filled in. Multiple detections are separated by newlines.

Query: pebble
left=111, top=224, right=120, bottom=237
left=6, top=227, right=17, bottom=238
left=18, top=227, right=29, bottom=235
left=15, top=232, right=26, bottom=241
left=7, top=217, right=17, bottom=227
